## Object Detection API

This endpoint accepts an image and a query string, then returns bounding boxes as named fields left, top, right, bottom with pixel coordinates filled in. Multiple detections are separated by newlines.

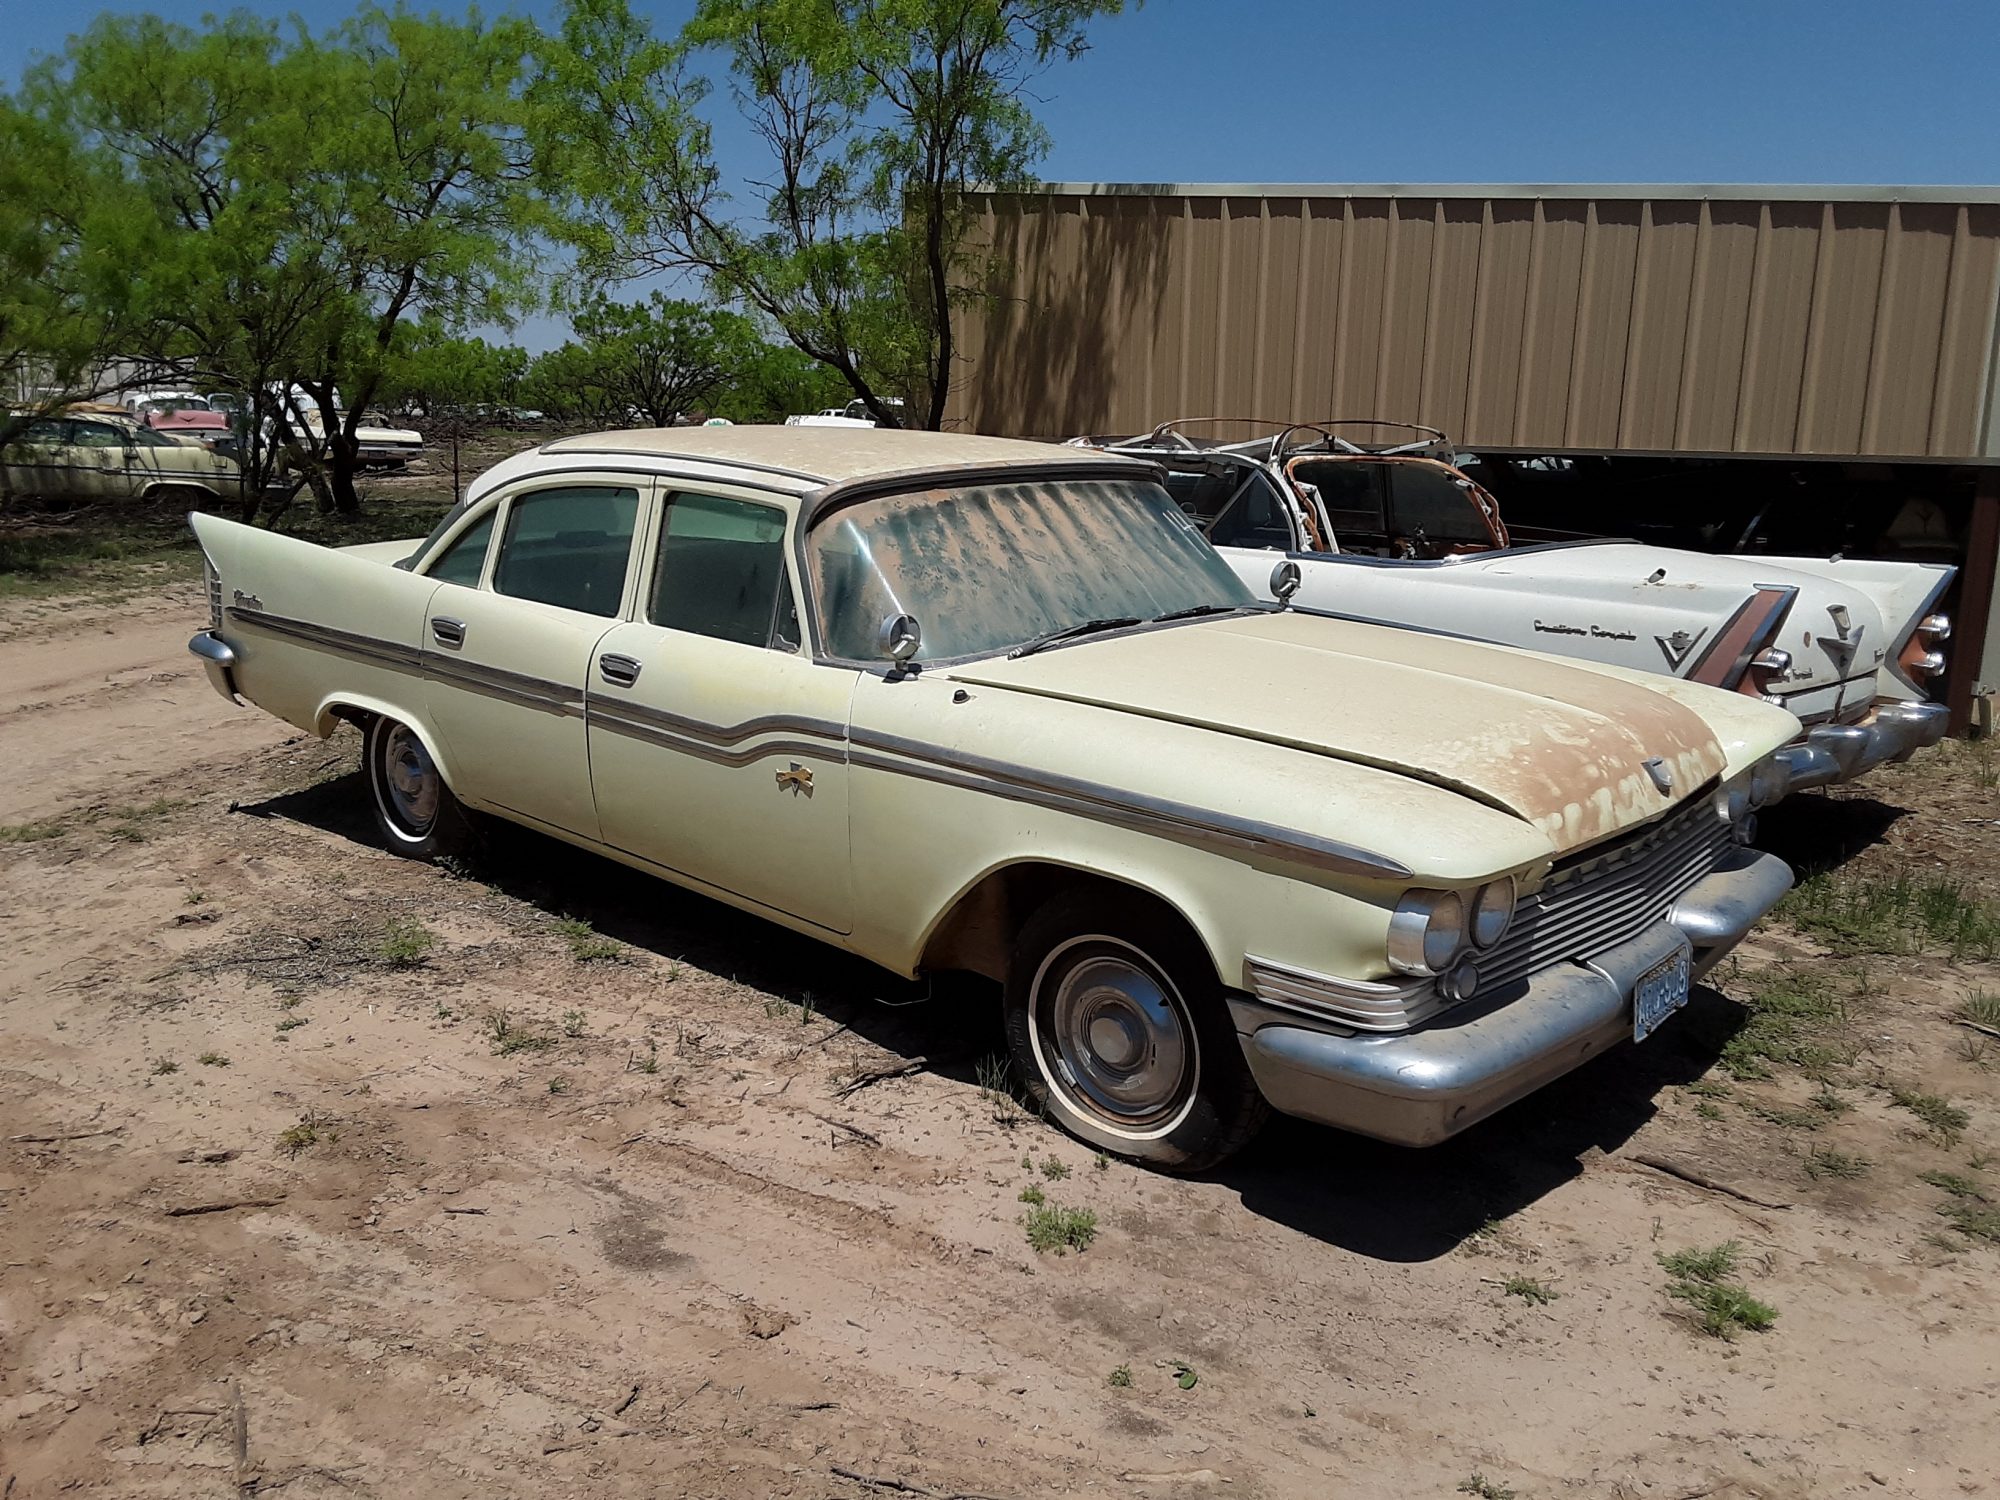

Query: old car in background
left=1090, top=420, right=1955, bottom=791
left=137, top=398, right=239, bottom=457
left=2, top=410, right=243, bottom=505
left=189, top=426, right=1800, bottom=1170
left=279, top=386, right=426, bottom=469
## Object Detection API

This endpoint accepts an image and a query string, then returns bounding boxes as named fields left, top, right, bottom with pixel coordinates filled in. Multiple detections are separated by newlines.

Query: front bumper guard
left=1782, top=701, right=1949, bottom=790
left=188, top=631, right=241, bottom=703
left=1231, top=846, right=1793, bottom=1148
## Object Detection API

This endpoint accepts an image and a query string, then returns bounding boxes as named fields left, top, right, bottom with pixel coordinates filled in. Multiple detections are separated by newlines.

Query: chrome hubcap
left=1038, top=943, right=1195, bottom=1133
left=380, top=725, right=438, bottom=835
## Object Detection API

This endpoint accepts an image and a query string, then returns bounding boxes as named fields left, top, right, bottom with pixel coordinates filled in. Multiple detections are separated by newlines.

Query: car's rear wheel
left=363, top=715, right=472, bottom=861
left=1002, top=890, right=1268, bottom=1173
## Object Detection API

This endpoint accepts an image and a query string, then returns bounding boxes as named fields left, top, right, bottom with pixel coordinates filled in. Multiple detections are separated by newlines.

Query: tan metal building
left=948, top=183, right=2000, bottom=727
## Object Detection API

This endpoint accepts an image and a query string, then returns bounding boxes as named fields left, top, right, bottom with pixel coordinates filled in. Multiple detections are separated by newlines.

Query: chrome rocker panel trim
left=1229, top=846, right=1792, bottom=1147
left=188, top=631, right=241, bottom=703
left=1785, top=701, right=1950, bottom=790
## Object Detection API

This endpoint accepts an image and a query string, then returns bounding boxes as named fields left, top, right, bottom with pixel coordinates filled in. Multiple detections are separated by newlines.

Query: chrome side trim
left=848, top=728, right=1414, bottom=881
left=226, top=606, right=423, bottom=671
left=590, top=704, right=845, bottom=769
left=419, top=652, right=584, bottom=719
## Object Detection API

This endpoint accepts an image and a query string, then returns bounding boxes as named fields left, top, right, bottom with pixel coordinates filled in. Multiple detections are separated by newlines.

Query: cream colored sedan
left=189, top=428, right=1802, bottom=1170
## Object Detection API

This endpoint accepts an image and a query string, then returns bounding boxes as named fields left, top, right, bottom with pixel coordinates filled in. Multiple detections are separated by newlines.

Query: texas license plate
left=1633, top=944, right=1694, bottom=1043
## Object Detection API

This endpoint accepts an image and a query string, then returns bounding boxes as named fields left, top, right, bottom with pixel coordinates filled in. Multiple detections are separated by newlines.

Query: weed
left=561, top=1009, right=586, bottom=1038
left=1684, top=1078, right=1732, bottom=1098
left=486, top=1009, right=553, bottom=1056
left=197, top=1051, right=229, bottom=1068
left=278, top=993, right=303, bottom=1010
left=1809, top=1085, right=1851, bottom=1115
left=1501, top=1275, right=1558, bottom=1305
left=2, top=797, right=183, bottom=845
left=377, top=918, right=436, bottom=969
left=1040, top=1157, right=1071, bottom=1181
left=554, top=917, right=622, bottom=963
left=1093, top=1152, right=1110, bottom=1172
left=1023, top=1203, right=1098, bottom=1255
left=1919, top=1169, right=1985, bottom=1199
left=547, top=1074, right=572, bottom=1095
left=1971, top=1152, right=1995, bottom=1171
left=1749, top=1103, right=1821, bottom=1130
left=151, top=1057, right=178, bottom=1076
left=0, top=816, right=68, bottom=843
left=1889, top=1085, right=1970, bottom=1144
left=1923, top=1230, right=1967, bottom=1255
left=1657, top=1241, right=1777, bottom=1339
left=1695, top=1101, right=1724, bottom=1122
left=1780, top=868, right=2000, bottom=962
left=185, top=888, right=207, bottom=906
left=433, top=1002, right=459, bottom=1023
left=977, top=1052, right=1023, bottom=1126
left=278, top=1110, right=328, bottom=1157
left=1107, top=1364, right=1133, bottom=1388
left=275, top=1015, right=308, bottom=1034
left=1458, top=1477, right=1516, bottom=1500
left=636, top=1039, right=661, bottom=1074
left=1940, top=1202, right=2000, bottom=1243
left=1018, top=1185, right=1046, bottom=1206
left=1957, top=1034, right=1993, bottom=1069
left=1802, top=1148, right=1870, bottom=1180
left=1961, top=990, right=2000, bottom=1030
left=1720, top=967, right=1849, bottom=1080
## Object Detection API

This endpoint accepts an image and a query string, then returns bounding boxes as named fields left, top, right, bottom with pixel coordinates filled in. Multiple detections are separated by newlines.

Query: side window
left=426, top=511, right=496, bottom=587
left=649, top=492, right=792, bottom=648
left=492, top=485, right=640, bottom=617
left=71, top=421, right=128, bottom=449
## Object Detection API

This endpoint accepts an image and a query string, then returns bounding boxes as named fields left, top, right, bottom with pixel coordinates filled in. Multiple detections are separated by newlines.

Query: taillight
left=1740, top=646, right=1791, bottom=702
left=1900, top=618, right=1948, bottom=683
left=1918, top=613, right=1951, bottom=644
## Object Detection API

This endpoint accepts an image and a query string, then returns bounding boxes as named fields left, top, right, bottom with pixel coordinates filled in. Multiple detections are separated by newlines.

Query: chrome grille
left=1477, top=793, right=1733, bottom=992
left=205, top=558, right=223, bottom=629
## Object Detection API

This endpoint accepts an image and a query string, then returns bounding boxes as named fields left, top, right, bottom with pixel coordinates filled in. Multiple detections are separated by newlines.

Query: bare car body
left=1090, top=421, right=1955, bottom=790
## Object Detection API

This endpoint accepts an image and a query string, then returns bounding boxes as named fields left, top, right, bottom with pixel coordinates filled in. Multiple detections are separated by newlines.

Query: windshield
left=807, top=475, right=1255, bottom=662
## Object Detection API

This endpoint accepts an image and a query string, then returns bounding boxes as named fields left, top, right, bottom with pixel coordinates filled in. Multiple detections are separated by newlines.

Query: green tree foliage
left=382, top=328, right=531, bottom=418
left=537, top=0, right=1132, bottom=429
left=708, top=340, right=853, bottom=424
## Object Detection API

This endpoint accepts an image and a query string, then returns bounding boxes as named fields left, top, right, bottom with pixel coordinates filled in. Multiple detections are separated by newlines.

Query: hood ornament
left=1655, top=627, right=1706, bottom=670
left=1642, top=756, right=1675, bottom=795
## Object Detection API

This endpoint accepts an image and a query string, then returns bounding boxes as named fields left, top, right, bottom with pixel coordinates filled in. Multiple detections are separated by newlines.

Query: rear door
left=589, top=487, right=857, bottom=932
left=421, top=476, right=648, bottom=841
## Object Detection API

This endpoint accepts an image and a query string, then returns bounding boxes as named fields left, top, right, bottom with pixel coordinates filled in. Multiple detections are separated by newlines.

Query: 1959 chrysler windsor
left=190, top=428, right=1802, bottom=1170
left=1089, top=421, right=1956, bottom=791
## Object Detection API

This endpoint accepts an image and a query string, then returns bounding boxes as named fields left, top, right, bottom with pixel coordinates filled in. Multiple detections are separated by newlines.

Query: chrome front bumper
left=188, top=631, right=240, bottom=703
left=1781, top=701, right=1949, bottom=790
left=1230, top=847, right=1793, bottom=1148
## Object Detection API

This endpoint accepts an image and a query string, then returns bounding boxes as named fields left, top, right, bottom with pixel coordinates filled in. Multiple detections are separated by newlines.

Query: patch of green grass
left=561, top=1009, right=586, bottom=1038
left=0, top=515, right=203, bottom=603
left=1695, top=1101, right=1724, bottom=1121
left=1458, top=1476, right=1516, bottom=1500
left=977, top=1052, right=1023, bottom=1126
left=1780, top=868, right=2000, bottom=962
left=1017, top=1185, right=1045, bottom=1206
left=554, top=917, right=622, bottom=963
left=1684, top=1078, right=1732, bottom=1099
left=0, top=815, right=68, bottom=843
left=1961, top=990, right=2000, bottom=1030
left=635, top=1039, right=660, bottom=1074
left=547, top=1074, right=572, bottom=1095
left=1093, top=1152, right=1110, bottom=1172
left=1023, top=1203, right=1098, bottom=1256
left=377, top=918, right=435, bottom=969
left=278, top=1110, right=328, bottom=1157
left=485, top=1009, right=553, bottom=1057
left=197, top=1051, right=229, bottom=1068
left=1720, top=967, right=1850, bottom=1080
left=1809, top=1085, right=1851, bottom=1115
left=1802, top=1148, right=1870, bottom=1181
left=1748, top=1103, right=1822, bottom=1130
left=1107, top=1364, right=1132, bottom=1388
left=1889, top=1085, right=1970, bottom=1145
left=1657, top=1241, right=1777, bottom=1339
left=275, top=1015, right=308, bottom=1034
left=1940, top=1201, right=2000, bottom=1243
left=0, top=796, right=183, bottom=846
left=151, top=1057, right=178, bottom=1076
left=1040, top=1157, right=1071, bottom=1181
left=1501, top=1274, right=1558, bottom=1305
left=1919, top=1169, right=1984, bottom=1199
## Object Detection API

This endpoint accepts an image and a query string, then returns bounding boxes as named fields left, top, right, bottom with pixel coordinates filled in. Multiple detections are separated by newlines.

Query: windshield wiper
left=1150, top=602, right=1255, bottom=624
left=1008, top=616, right=1142, bottom=660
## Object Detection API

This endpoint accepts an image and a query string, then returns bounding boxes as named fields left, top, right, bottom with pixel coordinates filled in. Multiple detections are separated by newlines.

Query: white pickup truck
left=1090, top=422, right=1956, bottom=790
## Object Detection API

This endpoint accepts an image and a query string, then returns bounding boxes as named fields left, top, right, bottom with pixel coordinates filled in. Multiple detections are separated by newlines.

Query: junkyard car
left=1091, top=421, right=1955, bottom=790
left=138, top=400, right=239, bottom=457
left=2, top=411, right=244, bottom=504
left=189, top=427, right=1801, bottom=1169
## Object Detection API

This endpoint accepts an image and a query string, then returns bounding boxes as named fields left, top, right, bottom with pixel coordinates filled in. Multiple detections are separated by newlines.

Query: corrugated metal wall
left=949, top=188, right=2000, bottom=459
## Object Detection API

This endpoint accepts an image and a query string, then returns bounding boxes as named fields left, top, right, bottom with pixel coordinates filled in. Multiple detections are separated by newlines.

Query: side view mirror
left=1269, top=559, right=1302, bottom=605
left=876, top=612, right=923, bottom=665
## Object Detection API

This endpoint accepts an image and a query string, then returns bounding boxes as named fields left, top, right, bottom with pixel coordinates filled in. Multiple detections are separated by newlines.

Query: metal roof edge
left=973, top=182, right=2000, bottom=205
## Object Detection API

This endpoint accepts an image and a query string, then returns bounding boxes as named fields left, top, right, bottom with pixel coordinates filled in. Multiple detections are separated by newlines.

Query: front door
left=588, top=488, right=857, bottom=933
left=422, top=478, right=646, bottom=840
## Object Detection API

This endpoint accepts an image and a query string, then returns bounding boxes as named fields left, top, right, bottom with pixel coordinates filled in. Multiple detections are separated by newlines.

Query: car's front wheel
left=363, top=715, right=472, bottom=861
left=1002, top=891, right=1268, bottom=1173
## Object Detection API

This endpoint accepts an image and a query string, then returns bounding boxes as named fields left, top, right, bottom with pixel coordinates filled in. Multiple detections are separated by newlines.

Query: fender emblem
left=232, top=590, right=264, bottom=612
left=775, top=763, right=814, bottom=797
left=1643, top=756, right=1675, bottom=794
left=1655, top=627, right=1706, bottom=670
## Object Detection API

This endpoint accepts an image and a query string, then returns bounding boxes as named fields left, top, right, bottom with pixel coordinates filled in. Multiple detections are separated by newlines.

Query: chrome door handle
left=430, top=616, right=466, bottom=648
left=599, top=653, right=642, bottom=687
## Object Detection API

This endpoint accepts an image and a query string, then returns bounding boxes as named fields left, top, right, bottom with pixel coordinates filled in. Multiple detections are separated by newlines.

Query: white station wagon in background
left=191, top=427, right=1802, bottom=1170
left=1091, top=421, right=1956, bottom=791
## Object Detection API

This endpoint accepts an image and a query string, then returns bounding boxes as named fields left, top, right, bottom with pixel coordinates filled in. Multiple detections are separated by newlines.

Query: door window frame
left=634, top=483, right=807, bottom=655
left=419, top=475, right=657, bottom=620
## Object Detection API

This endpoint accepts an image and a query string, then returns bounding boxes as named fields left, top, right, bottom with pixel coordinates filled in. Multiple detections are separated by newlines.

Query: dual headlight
left=1387, top=876, right=1516, bottom=992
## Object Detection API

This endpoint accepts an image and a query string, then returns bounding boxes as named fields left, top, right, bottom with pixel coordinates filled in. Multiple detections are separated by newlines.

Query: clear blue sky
left=8, top=0, right=1996, bottom=346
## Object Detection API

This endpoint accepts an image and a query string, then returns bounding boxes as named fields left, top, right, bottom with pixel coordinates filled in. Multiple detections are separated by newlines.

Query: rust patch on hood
left=946, top=611, right=1728, bottom=857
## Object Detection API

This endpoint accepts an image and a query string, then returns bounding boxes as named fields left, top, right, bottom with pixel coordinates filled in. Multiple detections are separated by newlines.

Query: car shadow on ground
left=238, top=769, right=1767, bottom=1264
left=1755, top=789, right=1907, bottom=876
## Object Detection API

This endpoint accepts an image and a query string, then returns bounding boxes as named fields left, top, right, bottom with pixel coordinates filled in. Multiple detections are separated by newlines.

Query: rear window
left=492, top=486, right=640, bottom=617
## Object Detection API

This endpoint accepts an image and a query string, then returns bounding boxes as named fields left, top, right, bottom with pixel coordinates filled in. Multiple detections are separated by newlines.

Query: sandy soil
left=2, top=584, right=1997, bottom=1500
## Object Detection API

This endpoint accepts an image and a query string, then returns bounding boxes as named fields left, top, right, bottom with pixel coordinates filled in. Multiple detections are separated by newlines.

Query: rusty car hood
left=943, top=609, right=1729, bottom=856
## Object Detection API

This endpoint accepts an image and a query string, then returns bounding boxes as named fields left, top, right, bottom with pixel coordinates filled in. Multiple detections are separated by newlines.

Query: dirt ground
left=2, top=578, right=1997, bottom=1500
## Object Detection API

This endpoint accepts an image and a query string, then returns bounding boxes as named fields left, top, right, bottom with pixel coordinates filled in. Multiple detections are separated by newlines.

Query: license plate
left=1633, top=944, right=1694, bottom=1043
